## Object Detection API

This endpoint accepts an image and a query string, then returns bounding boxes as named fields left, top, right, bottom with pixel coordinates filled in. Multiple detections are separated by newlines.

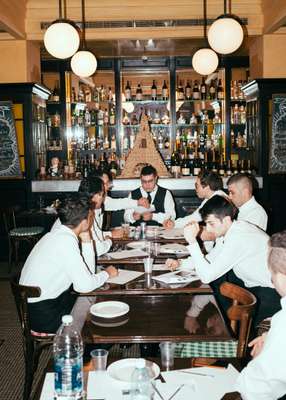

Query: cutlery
left=151, top=381, right=165, bottom=400
left=179, top=370, right=215, bottom=378
left=168, top=384, right=185, bottom=400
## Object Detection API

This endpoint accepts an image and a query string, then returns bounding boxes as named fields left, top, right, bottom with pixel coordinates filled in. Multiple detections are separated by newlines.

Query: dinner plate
left=107, top=358, right=160, bottom=383
left=90, top=301, right=129, bottom=319
left=126, top=241, right=147, bottom=250
left=159, top=243, right=189, bottom=255
left=160, top=228, right=184, bottom=239
left=91, top=318, right=129, bottom=328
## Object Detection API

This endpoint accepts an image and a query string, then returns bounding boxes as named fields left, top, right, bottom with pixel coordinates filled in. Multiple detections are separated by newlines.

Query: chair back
left=10, top=276, right=41, bottom=340
left=220, top=282, right=257, bottom=357
left=1, top=207, right=17, bottom=234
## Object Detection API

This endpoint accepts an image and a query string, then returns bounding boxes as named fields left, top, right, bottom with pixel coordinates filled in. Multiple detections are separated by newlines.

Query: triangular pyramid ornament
left=119, top=114, right=171, bottom=178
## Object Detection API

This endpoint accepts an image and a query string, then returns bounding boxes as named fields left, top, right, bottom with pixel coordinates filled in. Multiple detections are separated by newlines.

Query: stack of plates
left=107, top=358, right=160, bottom=384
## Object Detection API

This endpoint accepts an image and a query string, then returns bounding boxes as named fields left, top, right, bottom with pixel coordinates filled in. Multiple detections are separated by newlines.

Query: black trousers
left=28, top=288, right=77, bottom=333
left=211, top=270, right=281, bottom=327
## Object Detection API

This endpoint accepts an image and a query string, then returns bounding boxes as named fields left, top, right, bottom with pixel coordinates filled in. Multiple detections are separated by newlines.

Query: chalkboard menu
left=0, top=101, right=22, bottom=178
left=270, top=95, right=286, bottom=174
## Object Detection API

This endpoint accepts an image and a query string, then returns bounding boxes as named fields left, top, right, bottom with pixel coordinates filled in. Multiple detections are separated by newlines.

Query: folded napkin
left=160, top=244, right=188, bottom=254
left=160, top=228, right=184, bottom=239
left=107, top=249, right=148, bottom=259
left=107, top=269, right=144, bottom=284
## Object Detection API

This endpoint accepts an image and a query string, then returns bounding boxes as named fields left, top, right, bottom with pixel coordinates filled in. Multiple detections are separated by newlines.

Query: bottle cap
left=136, top=358, right=146, bottom=368
left=62, top=315, right=73, bottom=324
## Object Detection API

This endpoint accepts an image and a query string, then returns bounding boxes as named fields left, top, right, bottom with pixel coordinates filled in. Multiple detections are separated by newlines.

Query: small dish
left=90, top=301, right=129, bottom=319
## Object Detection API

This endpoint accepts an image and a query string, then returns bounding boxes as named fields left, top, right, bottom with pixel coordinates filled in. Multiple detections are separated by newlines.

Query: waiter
left=124, top=165, right=176, bottom=226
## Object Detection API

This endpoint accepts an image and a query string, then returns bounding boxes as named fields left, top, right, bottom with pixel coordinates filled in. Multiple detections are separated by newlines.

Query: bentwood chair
left=175, top=282, right=257, bottom=361
left=2, top=207, right=44, bottom=272
left=10, top=277, right=54, bottom=400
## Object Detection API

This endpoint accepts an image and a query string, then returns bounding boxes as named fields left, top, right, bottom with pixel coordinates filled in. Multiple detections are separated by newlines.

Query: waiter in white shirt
left=183, top=195, right=281, bottom=325
left=227, top=173, right=268, bottom=231
left=20, top=196, right=117, bottom=333
left=124, top=165, right=176, bottom=226
left=235, top=230, right=286, bottom=399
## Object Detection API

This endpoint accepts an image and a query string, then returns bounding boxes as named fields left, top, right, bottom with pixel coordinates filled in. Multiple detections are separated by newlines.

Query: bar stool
left=1, top=207, right=44, bottom=271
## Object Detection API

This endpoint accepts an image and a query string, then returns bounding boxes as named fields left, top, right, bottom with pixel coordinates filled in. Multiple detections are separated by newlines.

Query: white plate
left=126, top=241, right=147, bottom=250
left=107, top=358, right=160, bottom=383
left=90, top=301, right=129, bottom=319
left=91, top=318, right=129, bottom=328
left=160, top=243, right=189, bottom=255
left=160, top=228, right=184, bottom=239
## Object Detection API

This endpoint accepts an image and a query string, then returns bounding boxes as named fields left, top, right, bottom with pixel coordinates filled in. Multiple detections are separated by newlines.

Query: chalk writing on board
left=0, top=101, right=22, bottom=177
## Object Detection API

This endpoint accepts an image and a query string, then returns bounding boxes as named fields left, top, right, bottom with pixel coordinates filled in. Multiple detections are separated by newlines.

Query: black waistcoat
left=131, top=186, right=167, bottom=226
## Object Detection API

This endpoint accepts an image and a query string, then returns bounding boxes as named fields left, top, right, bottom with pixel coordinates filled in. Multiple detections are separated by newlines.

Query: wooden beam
left=262, top=0, right=286, bottom=33
left=0, top=0, right=26, bottom=39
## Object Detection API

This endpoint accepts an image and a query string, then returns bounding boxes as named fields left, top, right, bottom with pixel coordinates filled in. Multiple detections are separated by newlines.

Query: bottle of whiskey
left=162, top=80, right=169, bottom=100
left=151, top=80, right=157, bottom=100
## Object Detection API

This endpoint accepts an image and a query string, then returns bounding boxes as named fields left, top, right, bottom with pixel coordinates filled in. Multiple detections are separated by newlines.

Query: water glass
left=121, top=223, right=130, bottom=239
left=143, top=257, right=154, bottom=274
left=128, top=226, right=136, bottom=239
left=159, top=342, right=176, bottom=369
left=90, top=349, right=108, bottom=371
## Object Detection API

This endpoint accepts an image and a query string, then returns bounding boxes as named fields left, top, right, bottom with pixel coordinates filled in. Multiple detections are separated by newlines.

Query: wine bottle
left=52, top=81, right=60, bottom=102
left=193, top=145, right=201, bottom=176
left=162, top=80, right=169, bottom=100
left=209, top=80, right=216, bottom=100
left=185, top=80, right=192, bottom=100
left=192, top=80, right=200, bottom=100
left=177, top=80, right=185, bottom=100
left=151, top=80, right=157, bottom=101
left=200, top=77, right=207, bottom=100
left=217, top=79, right=224, bottom=100
left=136, top=83, right=143, bottom=101
left=181, top=147, right=190, bottom=176
left=125, top=81, right=132, bottom=101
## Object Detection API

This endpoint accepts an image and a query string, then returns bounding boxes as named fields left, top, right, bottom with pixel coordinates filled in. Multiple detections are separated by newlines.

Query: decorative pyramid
left=119, top=114, right=171, bottom=178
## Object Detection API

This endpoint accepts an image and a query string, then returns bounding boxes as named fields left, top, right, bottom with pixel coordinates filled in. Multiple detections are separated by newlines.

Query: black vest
left=131, top=186, right=167, bottom=226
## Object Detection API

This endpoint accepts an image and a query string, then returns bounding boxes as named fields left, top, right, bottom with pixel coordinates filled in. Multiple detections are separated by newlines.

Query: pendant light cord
left=81, top=0, right=86, bottom=49
left=63, top=0, right=67, bottom=19
left=203, top=0, right=207, bottom=40
left=58, top=0, right=62, bottom=19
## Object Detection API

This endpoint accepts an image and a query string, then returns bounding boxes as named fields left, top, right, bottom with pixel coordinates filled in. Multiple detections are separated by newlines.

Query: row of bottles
left=124, top=80, right=169, bottom=101
left=122, top=109, right=170, bottom=126
left=176, top=78, right=224, bottom=101
left=230, top=80, right=248, bottom=100
left=71, top=105, right=116, bottom=127
left=71, top=84, right=115, bottom=103
left=231, top=104, right=246, bottom=125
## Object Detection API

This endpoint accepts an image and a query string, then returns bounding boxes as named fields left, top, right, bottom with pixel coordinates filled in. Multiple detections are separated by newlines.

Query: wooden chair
left=10, top=277, right=54, bottom=400
left=190, top=282, right=257, bottom=367
left=2, top=207, right=44, bottom=271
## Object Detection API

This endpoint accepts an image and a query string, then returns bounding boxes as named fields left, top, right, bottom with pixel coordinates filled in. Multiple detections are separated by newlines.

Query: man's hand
left=105, top=266, right=118, bottom=278
left=142, top=212, right=153, bottom=221
left=165, top=258, right=180, bottom=271
left=163, top=219, right=175, bottom=230
left=79, top=231, right=92, bottom=242
left=111, top=227, right=124, bottom=239
left=248, top=333, right=268, bottom=358
left=184, top=316, right=200, bottom=334
left=133, top=212, right=141, bottom=221
left=138, top=197, right=150, bottom=208
left=200, top=226, right=216, bottom=241
left=184, top=221, right=200, bottom=244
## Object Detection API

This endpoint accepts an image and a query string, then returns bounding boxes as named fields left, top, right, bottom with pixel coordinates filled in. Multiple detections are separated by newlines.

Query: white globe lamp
left=44, top=21, right=80, bottom=59
left=71, top=50, right=97, bottom=78
left=208, top=17, right=244, bottom=55
left=192, top=48, right=219, bottom=75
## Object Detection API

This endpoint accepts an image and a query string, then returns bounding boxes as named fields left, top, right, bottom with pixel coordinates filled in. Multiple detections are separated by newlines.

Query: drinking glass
left=143, top=257, right=154, bottom=274
left=121, top=223, right=130, bottom=239
left=90, top=349, right=108, bottom=371
left=159, top=342, right=176, bottom=369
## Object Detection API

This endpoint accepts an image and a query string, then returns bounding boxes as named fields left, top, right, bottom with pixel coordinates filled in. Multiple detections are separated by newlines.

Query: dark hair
left=58, top=195, right=92, bottom=227
left=269, top=230, right=286, bottom=274
left=141, top=165, right=157, bottom=177
left=78, top=176, right=104, bottom=196
left=94, top=169, right=113, bottom=183
left=199, top=195, right=238, bottom=221
left=198, top=170, right=223, bottom=191
left=227, top=173, right=259, bottom=194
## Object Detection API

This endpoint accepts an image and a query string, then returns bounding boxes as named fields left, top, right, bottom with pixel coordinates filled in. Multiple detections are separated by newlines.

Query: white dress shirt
left=92, top=209, right=112, bottom=256
left=235, top=296, right=286, bottom=400
left=124, top=185, right=176, bottom=225
left=174, top=190, right=227, bottom=228
left=186, top=220, right=273, bottom=288
left=20, top=224, right=109, bottom=303
left=105, top=195, right=138, bottom=211
left=237, top=196, right=268, bottom=231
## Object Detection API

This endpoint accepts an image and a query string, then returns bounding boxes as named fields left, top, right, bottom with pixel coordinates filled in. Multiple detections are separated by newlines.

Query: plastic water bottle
left=53, top=315, right=83, bottom=399
left=131, top=359, right=154, bottom=400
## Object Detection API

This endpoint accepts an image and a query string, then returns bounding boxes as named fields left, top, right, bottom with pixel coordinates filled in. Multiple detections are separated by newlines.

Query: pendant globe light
left=208, top=0, right=244, bottom=54
left=192, top=0, right=219, bottom=76
left=44, top=0, right=80, bottom=59
left=71, top=0, right=97, bottom=78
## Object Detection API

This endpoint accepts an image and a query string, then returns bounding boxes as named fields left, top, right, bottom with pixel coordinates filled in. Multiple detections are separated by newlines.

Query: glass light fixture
left=208, top=1, right=244, bottom=54
left=71, top=0, right=97, bottom=77
left=191, top=0, right=219, bottom=76
left=192, top=48, right=219, bottom=75
left=44, top=0, right=80, bottom=59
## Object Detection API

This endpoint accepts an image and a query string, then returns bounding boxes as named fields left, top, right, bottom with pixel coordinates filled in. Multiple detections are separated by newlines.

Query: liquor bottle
left=240, top=105, right=246, bottom=124
left=108, top=87, right=114, bottom=101
left=52, top=80, right=60, bottom=102
left=130, top=130, right=136, bottom=149
left=109, top=107, right=116, bottom=125
left=209, top=80, right=216, bottom=100
left=122, top=111, right=130, bottom=125
left=185, top=80, right=192, bottom=100
left=200, top=77, right=207, bottom=100
left=193, top=145, right=201, bottom=176
left=218, top=155, right=225, bottom=177
left=84, top=109, right=91, bottom=127
left=151, top=80, right=157, bottom=101
left=123, top=132, right=129, bottom=151
left=177, top=113, right=186, bottom=125
left=247, top=160, right=252, bottom=175
left=164, top=136, right=170, bottom=149
left=99, top=85, right=106, bottom=101
left=162, top=80, right=169, bottom=100
left=109, top=152, right=118, bottom=178
left=85, top=87, right=92, bottom=102
left=97, top=108, right=104, bottom=126
left=125, top=81, right=132, bottom=101
left=226, top=160, right=233, bottom=177
left=177, top=80, right=185, bottom=101
left=136, top=83, right=143, bottom=101
left=192, top=80, right=200, bottom=100
left=157, top=130, right=164, bottom=150
left=211, top=149, right=218, bottom=173
left=217, top=79, right=224, bottom=100
left=233, top=104, right=240, bottom=124
left=181, top=147, right=190, bottom=176
left=103, top=108, right=109, bottom=125
left=111, top=134, right=117, bottom=151
left=71, top=87, right=76, bottom=102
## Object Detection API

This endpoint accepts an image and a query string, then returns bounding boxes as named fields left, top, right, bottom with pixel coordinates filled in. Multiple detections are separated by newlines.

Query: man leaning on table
left=20, top=195, right=117, bottom=334
left=182, top=195, right=281, bottom=325
left=235, top=230, right=286, bottom=400
left=124, top=164, right=176, bottom=226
